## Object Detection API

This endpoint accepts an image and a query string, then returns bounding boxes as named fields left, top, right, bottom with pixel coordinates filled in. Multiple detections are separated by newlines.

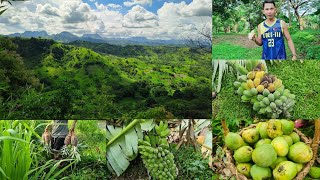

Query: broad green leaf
left=107, top=145, right=130, bottom=176
left=135, top=124, right=143, bottom=139
left=106, top=125, right=122, bottom=141
left=125, top=127, right=138, bottom=158
left=140, top=119, right=155, bottom=131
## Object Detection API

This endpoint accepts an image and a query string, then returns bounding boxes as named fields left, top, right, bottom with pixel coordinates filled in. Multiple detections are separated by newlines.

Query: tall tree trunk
left=299, top=18, right=304, bottom=30
left=294, top=8, right=301, bottom=30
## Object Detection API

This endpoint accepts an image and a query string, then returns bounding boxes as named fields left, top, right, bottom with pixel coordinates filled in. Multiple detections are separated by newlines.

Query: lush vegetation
left=171, top=145, right=212, bottom=179
left=0, top=120, right=106, bottom=179
left=0, top=36, right=211, bottom=119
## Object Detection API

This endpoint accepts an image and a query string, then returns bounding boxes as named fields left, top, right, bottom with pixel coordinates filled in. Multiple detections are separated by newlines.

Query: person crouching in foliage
left=51, top=120, right=68, bottom=160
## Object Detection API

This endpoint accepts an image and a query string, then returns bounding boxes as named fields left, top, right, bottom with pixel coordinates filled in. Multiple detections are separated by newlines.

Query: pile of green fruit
left=138, top=121, right=177, bottom=180
left=233, top=63, right=295, bottom=118
left=225, top=119, right=313, bottom=180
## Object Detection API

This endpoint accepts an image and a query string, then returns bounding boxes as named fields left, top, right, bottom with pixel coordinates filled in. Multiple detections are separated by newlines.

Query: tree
left=185, top=23, right=212, bottom=53
left=0, top=40, right=41, bottom=99
left=288, top=0, right=318, bottom=30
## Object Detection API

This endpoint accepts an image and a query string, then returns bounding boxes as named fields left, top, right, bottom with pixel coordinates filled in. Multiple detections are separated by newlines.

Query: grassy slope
left=213, top=60, right=320, bottom=125
left=270, top=60, right=320, bottom=119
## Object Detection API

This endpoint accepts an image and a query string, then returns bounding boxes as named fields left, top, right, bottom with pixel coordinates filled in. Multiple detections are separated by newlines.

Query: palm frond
left=212, top=60, right=235, bottom=93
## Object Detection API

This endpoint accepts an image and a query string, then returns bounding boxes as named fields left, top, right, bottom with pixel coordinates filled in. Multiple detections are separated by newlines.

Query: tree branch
left=301, top=9, right=309, bottom=17
left=297, top=1, right=309, bottom=8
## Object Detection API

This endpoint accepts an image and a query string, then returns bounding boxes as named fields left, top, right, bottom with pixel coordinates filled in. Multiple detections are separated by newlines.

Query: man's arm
left=282, top=20, right=297, bottom=60
left=252, top=24, right=263, bottom=46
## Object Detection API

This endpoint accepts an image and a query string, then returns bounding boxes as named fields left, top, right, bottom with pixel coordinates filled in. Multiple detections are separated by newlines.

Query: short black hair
left=263, top=0, right=276, bottom=8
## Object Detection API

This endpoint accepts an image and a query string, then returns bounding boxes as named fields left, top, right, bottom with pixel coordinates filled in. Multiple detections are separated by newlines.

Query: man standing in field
left=51, top=120, right=69, bottom=160
left=249, top=0, right=297, bottom=60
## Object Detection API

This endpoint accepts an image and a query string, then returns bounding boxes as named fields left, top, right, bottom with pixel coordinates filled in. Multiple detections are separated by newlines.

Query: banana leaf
left=106, top=119, right=155, bottom=176
left=212, top=60, right=230, bottom=93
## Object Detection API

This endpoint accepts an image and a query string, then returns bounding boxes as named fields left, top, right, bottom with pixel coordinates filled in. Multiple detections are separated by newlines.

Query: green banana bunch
left=138, top=138, right=176, bottom=180
left=144, top=135, right=151, bottom=143
left=245, top=60, right=259, bottom=72
left=227, top=61, right=249, bottom=75
left=138, top=120, right=177, bottom=179
left=155, top=121, right=170, bottom=137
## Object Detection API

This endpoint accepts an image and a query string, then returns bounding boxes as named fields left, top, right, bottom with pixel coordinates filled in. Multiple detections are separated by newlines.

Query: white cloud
left=179, top=0, right=211, bottom=16
left=124, top=0, right=152, bottom=7
left=36, top=4, right=60, bottom=16
left=155, top=0, right=212, bottom=39
left=61, top=1, right=97, bottom=23
left=158, top=0, right=211, bottom=17
left=0, top=0, right=211, bottom=40
left=95, top=3, right=121, bottom=11
left=107, top=4, right=122, bottom=10
left=95, top=2, right=107, bottom=11
left=122, top=5, right=158, bottom=28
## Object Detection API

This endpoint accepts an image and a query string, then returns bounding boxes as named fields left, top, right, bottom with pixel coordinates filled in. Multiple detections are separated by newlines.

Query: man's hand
left=248, top=30, right=255, bottom=40
left=292, top=55, right=297, bottom=60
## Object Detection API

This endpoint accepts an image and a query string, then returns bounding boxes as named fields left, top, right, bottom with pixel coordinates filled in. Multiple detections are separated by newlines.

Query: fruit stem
left=106, top=119, right=141, bottom=148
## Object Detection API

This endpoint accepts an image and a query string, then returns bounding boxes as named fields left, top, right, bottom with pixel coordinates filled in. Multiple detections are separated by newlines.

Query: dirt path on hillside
left=213, top=34, right=257, bottom=48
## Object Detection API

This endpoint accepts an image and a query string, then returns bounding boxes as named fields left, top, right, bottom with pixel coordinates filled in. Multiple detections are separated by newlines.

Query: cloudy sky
left=0, top=0, right=211, bottom=40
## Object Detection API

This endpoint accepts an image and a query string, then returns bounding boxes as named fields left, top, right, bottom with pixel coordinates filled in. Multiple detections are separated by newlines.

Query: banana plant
left=106, top=119, right=156, bottom=176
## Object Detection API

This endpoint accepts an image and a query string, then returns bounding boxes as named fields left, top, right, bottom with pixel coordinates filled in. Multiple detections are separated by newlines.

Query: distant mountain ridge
left=5, top=31, right=186, bottom=46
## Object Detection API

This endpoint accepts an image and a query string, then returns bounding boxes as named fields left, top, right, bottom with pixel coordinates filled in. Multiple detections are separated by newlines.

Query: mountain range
left=5, top=31, right=186, bottom=46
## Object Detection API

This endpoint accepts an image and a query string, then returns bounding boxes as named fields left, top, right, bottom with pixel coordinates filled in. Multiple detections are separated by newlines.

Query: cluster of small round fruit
left=225, top=119, right=313, bottom=180
left=234, top=64, right=295, bottom=118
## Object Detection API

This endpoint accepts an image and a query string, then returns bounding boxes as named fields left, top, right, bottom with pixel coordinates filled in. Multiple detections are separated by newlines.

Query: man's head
left=262, top=0, right=276, bottom=19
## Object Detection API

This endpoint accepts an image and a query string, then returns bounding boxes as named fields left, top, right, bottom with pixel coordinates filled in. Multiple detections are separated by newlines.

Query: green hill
left=0, top=36, right=211, bottom=119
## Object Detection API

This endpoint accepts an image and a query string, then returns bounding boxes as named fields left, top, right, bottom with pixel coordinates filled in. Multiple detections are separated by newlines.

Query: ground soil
left=213, top=34, right=257, bottom=48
